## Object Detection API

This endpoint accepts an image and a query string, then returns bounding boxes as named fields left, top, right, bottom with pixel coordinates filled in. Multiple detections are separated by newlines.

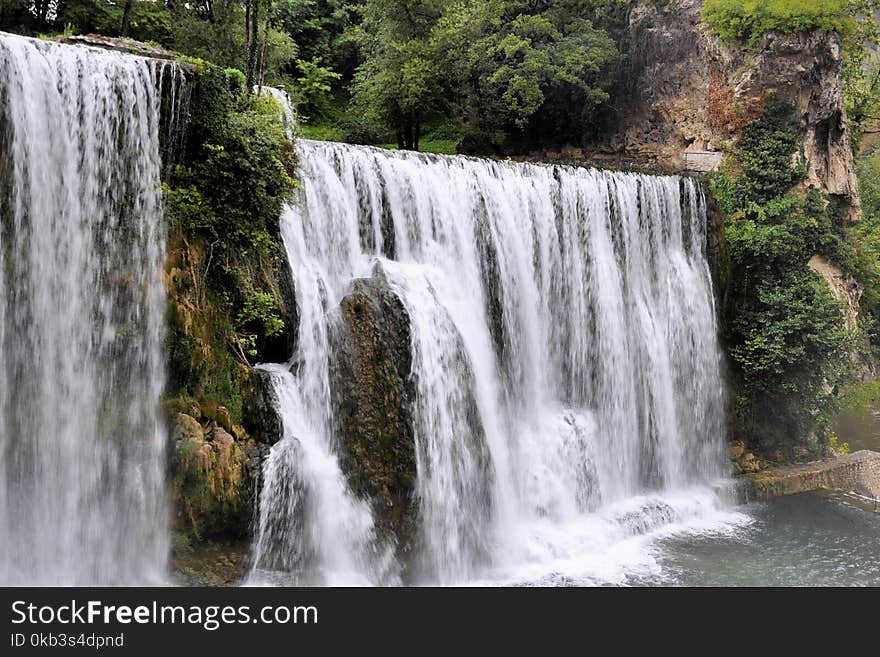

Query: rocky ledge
left=59, top=34, right=181, bottom=60
left=741, top=450, right=880, bottom=501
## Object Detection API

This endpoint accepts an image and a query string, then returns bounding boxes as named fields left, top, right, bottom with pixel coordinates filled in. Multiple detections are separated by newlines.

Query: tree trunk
left=244, top=1, right=251, bottom=56
left=403, top=124, right=413, bottom=151
left=35, top=0, right=51, bottom=27
left=120, top=0, right=134, bottom=37
left=245, top=0, right=260, bottom=93
left=257, top=10, right=270, bottom=94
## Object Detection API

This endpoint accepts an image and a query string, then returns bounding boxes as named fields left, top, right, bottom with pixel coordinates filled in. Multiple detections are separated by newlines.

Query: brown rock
left=743, top=450, right=880, bottom=499
left=604, top=0, right=860, bottom=221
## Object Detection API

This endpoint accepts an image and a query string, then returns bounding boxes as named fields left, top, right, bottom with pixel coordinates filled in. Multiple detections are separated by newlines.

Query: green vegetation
left=701, top=0, right=858, bottom=47
left=827, top=432, right=851, bottom=455
left=164, top=60, right=296, bottom=423
left=838, top=380, right=880, bottom=416
left=350, top=0, right=626, bottom=152
left=712, top=97, right=854, bottom=458
left=846, top=151, right=880, bottom=346
left=2, top=0, right=630, bottom=154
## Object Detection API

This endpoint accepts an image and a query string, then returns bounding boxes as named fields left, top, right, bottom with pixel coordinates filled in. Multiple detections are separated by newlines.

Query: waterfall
left=0, top=33, right=181, bottom=584
left=253, top=136, right=732, bottom=585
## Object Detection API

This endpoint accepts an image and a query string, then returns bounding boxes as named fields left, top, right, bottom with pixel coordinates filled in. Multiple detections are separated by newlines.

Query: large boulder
left=331, top=266, right=418, bottom=564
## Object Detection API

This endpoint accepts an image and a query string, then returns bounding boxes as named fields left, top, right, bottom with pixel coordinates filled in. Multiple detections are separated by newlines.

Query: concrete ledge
left=741, top=450, right=880, bottom=500
left=682, top=151, right=723, bottom=173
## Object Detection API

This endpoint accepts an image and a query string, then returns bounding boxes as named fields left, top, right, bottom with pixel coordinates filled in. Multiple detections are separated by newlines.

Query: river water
left=632, top=492, right=880, bottom=587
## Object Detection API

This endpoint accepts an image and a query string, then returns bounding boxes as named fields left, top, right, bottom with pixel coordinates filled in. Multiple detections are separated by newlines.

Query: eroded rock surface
left=331, top=266, right=418, bottom=562
left=577, top=0, right=860, bottom=221
left=170, top=412, right=266, bottom=541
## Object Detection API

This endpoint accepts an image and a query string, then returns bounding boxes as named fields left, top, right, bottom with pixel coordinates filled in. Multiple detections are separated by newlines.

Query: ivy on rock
left=712, top=96, right=854, bottom=459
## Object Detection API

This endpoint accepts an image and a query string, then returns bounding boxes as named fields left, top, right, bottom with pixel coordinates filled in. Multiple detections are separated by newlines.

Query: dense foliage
left=701, top=0, right=858, bottom=47
left=713, top=97, right=854, bottom=457
left=849, top=150, right=880, bottom=347
left=350, top=0, right=627, bottom=151
left=1, top=0, right=631, bottom=153
left=164, top=61, right=296, bottom=421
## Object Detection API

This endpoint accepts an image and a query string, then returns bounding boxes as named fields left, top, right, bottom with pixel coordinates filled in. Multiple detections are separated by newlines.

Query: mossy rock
left=169, top=412, right=265, bottom=542
left=242, top=367, right=285, bottom=445
left=331, top=265, right=418, bottom=569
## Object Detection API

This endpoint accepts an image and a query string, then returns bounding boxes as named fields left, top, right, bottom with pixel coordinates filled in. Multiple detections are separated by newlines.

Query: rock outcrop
left=331, top=265, right=418, bottom=563
left=590, top=0, right=860, bottom=221
left=242, top=367, right=285, bottom=446
left=728, top=439, right=764, bottom=475
left=808, top=255, right=877, bottom=381
left=59, top=34, right=183, bottom=61
left=808, top=255, right=863, bottom=331
left=170, top=411, right=267, bottom=541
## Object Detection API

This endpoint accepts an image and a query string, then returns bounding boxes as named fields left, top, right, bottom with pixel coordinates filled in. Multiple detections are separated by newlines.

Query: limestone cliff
left=593, top=0, right=860, bottom=221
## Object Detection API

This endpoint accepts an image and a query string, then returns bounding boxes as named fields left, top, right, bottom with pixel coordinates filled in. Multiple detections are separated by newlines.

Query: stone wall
left=742, top=450, right=880, bottom=500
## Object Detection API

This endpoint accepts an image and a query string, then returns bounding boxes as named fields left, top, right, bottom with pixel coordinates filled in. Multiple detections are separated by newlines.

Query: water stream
left=252, top=137, right=735, bottom=585
left=0, top=33, right=180, bottom=585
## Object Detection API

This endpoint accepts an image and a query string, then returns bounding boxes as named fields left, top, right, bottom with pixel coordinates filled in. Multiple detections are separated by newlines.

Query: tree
left=353, top=0, right=448, bottom=150
left=273, top=0, right=360, bottom=76
left=351, top=0, right=621, bottom=151
left=464, top=5, right=616, bottom=147
left=714, top=97, right=852, bottom=455
left=168, top=0, right=247, bottom=69
left=120, top=0, right=133, bottom=36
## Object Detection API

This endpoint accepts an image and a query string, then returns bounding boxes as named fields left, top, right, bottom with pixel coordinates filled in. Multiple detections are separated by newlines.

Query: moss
left=170, top=533, right=250, bottom=586
left=164, top=234, right=251, bottom=424
left=702, top=0, right=857, bottom=48
left=838, top=380, right=880, bottom=417
left=168, top=410, right=267, bottom=543
left=161, top=60, right=295, bottom=548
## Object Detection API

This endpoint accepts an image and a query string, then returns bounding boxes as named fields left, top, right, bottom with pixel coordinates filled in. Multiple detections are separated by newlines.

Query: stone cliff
left=547, top=0, right=861, bottom=222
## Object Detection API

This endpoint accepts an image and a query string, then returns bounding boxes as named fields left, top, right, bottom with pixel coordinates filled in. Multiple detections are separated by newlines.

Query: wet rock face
left=170, top=412, right=266, bottom=541
left=608, top=0, right=860, bottom=220
left=331, top=268, right=418, bottom=565
left=243, top=367, right=285, bottom=446
left=258, top=251, right=299, bottom=363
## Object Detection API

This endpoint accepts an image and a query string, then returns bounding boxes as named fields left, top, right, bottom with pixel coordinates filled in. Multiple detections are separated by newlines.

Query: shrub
left=164, top=62, right=297, bottom=419
left=711, top=96, right=852, bottom=456
left=702, top=0, right=856, bottom=47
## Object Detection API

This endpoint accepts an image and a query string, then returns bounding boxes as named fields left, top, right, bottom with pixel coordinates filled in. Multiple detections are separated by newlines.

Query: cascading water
left=0, top=33, right=181, bottom=584
left=253, top=135, right=740, bottom=583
